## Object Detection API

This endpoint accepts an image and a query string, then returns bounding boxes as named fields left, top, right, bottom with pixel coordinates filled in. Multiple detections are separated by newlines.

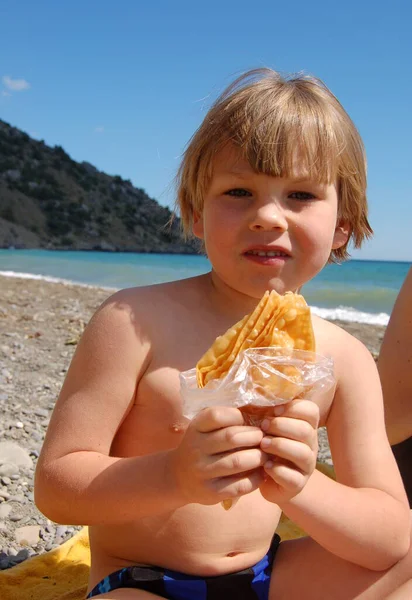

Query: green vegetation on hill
left=0, top=120, right=199, bottom=253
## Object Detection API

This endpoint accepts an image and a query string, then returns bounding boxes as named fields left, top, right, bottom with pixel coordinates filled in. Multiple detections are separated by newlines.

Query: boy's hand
left=258, top=399, right=319, bottom=504
left=168, top=407, right=267, bottom=506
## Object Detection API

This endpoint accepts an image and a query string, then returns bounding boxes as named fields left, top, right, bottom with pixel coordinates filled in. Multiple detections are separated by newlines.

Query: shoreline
left=0, top=274, right=386, bottom=566
left=0, top=269, right=392, bottom=327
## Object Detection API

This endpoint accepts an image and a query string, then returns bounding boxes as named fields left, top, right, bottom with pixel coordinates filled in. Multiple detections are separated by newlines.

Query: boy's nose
left=249, top=203, right=288, bottom=232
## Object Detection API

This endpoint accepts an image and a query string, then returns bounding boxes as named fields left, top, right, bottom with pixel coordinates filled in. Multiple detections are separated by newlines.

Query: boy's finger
left=206, top=448, right=268, bottom=478
left=261, top=437, right=316, bottom=473
left=194, top=406, right=246, bottom=432
left=264, top=461, right=307, bottom=493
left=270, top=399, right=320, bottom=429
left=212, top=468, right=266, bottom=499
left=260, top=417, right=316, bottom=446
left=204, top=425, right=264, bottom=454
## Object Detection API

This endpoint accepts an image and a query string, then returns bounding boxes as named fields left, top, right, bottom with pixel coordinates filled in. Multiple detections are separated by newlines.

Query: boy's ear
left=332, top=220, right=350, bottom=250
left=192, top=211, right=204, bottom=240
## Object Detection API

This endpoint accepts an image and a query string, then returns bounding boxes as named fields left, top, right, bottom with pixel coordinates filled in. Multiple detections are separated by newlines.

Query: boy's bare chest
left=111, top=314, right=220, bottom=457
left=111, top=308, right=337, bottom=457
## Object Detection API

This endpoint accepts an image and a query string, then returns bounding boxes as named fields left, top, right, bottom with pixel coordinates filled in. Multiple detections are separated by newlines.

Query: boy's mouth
left=243, top=246, right=291, bottom=258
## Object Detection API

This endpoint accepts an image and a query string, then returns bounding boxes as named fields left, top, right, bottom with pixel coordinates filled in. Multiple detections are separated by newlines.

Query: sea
left=0, top=249, right=410, bottom=326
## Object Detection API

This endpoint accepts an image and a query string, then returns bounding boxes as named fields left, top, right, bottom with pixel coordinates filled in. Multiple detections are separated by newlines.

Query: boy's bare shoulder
left=312, top=314, right=375, bottom=372
left=312, top=315, right=381, bottom=427
left=83, top=276, right=211, bottom=368
left=312, top=313, right=358, bottom=344
left=312, top=313, right=371, bottom=343
left=312, top=314, right=381, bottom=417
left=55, top=276, right=207, bottom=420
left=95, top=276, right=205, bottom=328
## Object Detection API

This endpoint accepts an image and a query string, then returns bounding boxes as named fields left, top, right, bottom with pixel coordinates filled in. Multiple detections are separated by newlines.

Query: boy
left=35, top=68, right=412, bottom=599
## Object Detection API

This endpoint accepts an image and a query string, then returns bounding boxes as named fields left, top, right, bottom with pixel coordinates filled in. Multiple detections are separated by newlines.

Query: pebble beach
left=0, top=274, right=387, bottom=570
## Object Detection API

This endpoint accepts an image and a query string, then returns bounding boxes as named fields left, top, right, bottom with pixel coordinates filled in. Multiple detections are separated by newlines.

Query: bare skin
left=35, top=276, right=412, bottom=599
left=379, top=267, right=412, bottom=445
left=385, top=578, right=412, bottom=600
left=35, top=154, right=412, bottom=598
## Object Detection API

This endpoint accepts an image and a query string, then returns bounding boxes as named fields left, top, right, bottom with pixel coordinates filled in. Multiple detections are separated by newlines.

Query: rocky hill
left=0, top=119, right=199, bottom=253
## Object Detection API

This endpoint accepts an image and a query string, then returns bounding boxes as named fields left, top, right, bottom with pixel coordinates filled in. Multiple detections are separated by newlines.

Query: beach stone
left=1, top=368, right=12, bottom=380
left=15, top=526, right=41, bottom=546
left=34, top=408, right=49, bottom=418
left=0, top=557, right=10, bottom=570
left=0, top=442, right=32, bottom=469
left=9, top=548, right=33, bottom=565
left=0, top=463, right=19, bottom=477
left=39, top=527, right=50, bottom=540
left=10, top=493, right=26, bottom=503
left=54, top=525, right=69, bottom=541
left=9, top=512, right=24, bottom=522
left=0, top=503, right=12, bottom=518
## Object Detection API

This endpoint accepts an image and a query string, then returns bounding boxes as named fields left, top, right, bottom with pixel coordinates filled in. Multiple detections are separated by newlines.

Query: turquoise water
left=0, top=249, right=410, bottom=324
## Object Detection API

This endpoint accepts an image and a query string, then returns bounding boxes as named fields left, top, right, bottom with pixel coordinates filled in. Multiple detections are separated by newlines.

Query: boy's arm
left=277, top=332, right=410, bottom=571
left=378, top=267, right=412, bottom=445
left=35, top=289, right=185, bottom=525
left=35, top=288, right=266, bottom=525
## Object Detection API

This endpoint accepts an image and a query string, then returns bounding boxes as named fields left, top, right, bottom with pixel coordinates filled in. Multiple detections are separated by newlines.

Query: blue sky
left=1, top=0, right=411, bottom=261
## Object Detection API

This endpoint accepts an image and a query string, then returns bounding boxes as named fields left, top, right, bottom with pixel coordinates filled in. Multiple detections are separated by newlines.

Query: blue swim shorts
left=87, top=533, right=280, bottom=599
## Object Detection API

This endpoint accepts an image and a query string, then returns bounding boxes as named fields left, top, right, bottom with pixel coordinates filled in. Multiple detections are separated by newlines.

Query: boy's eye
left=289, top=191, right=316, bottom=201
left=224, top=188, right=252, bottom=197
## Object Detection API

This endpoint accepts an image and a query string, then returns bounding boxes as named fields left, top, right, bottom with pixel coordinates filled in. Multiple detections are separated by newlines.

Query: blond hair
left=175, top=68, right=372, bottom=261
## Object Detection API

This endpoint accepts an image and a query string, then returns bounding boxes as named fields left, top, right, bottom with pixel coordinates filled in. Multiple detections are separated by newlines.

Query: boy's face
left=193, top=144, right=348, bottom=300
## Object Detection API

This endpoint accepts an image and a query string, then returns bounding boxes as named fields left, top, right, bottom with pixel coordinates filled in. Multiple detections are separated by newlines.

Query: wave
left=0, top=270, right=117, bottom=291
left=310, top=305, right=389, bottom=326
left=0, top=270, right=390, bottom=325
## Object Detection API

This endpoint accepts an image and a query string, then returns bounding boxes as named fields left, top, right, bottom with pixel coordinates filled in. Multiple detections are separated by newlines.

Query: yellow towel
left=0, top=527, right=90, bottom=600
left=0, top=463, right=335, bottom=600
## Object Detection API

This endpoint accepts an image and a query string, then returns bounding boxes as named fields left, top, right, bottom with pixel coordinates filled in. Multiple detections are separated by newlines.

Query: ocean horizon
left=0, top=249, right=410, bottom=326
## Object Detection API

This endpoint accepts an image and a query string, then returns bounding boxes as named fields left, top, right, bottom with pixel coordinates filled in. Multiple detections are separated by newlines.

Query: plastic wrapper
left=180, top=347, right=335, bottom=426
left=180, top=347, right=335, bottom=511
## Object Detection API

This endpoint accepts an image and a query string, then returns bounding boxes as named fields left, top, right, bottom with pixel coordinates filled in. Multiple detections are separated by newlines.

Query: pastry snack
left=196, top=289, right=315, bottom=391
left=195, top=291, right=315, bottom=510
left=180, top=290, right=335, bottom=510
